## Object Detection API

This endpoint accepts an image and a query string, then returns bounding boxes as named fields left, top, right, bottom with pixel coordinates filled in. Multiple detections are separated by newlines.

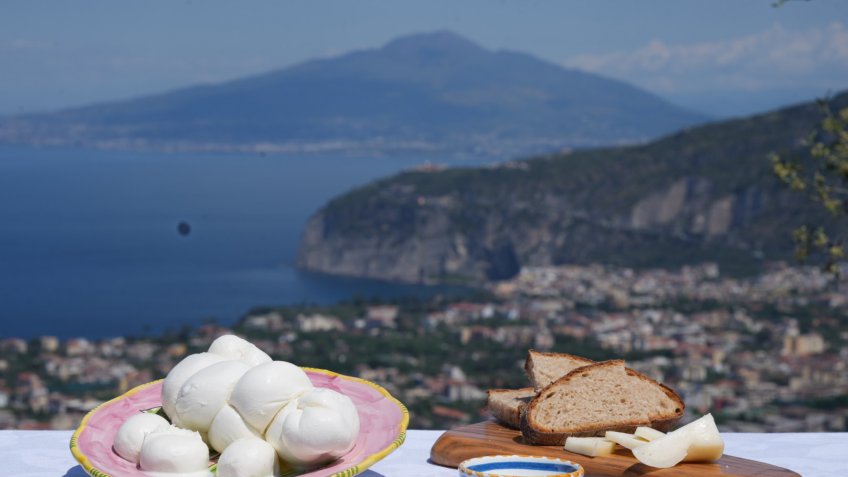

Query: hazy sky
left=2, top=0, right=847, bottom=117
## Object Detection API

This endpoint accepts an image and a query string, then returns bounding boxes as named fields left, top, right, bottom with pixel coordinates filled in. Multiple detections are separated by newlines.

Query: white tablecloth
left=1, top=430, right=844, bottom=476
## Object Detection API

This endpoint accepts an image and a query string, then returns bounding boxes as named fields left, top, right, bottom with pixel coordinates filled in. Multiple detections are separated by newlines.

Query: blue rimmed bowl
left=458, top=455, right=584, bottom=477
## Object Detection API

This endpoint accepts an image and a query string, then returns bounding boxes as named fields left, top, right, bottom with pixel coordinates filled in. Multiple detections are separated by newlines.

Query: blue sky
left=2, top=0, right=847, bottom=117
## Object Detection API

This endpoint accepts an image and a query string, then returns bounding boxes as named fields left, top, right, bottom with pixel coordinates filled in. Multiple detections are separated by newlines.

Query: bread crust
left=487, top=387, right=535, bottom=429
left=523, top=349, right=595, bottom=391
left=520, top=360, right=682, bottom=445
left=520, top=419, right=645, bottom=445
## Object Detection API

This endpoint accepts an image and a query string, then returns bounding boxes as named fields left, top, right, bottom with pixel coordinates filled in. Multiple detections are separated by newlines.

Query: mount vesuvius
left=0, top=31, right=705, bottom=156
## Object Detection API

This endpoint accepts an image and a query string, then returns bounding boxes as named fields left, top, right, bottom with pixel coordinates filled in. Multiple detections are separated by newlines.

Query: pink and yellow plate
left=70, top=368, right=409, bottom=477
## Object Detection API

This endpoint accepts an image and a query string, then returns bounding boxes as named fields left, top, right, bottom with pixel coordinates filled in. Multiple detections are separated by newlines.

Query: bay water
left=0, top=146, right=490, bottom=339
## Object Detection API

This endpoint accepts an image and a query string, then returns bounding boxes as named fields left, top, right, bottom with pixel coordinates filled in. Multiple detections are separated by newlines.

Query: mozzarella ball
left=216, top=437, right=280, bottom=477
left=161, top=353, right=228, bottom=425
left=139, top=427, right=209, bottom=474
left=265, top=388, right=359, bottom=467
left=209, top=335, right=272, bottom=368
left=113, top=412, right=170, bottom=463
left=229, top=361, right=313, bottom=433
left=174, top=360, right=251, bottom=433
left=208, top=405, right=261, bottom=454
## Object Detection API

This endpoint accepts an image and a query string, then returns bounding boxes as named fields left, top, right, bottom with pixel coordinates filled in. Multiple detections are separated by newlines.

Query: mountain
left=0, top=31, right=705, bottom=155
left=297, top=92, right=848, bottom=283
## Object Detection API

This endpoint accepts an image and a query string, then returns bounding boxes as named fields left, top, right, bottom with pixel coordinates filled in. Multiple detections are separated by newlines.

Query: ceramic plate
left=459, top=455, right=584, bottom=477
left=70, top=368, right=408, bottom=477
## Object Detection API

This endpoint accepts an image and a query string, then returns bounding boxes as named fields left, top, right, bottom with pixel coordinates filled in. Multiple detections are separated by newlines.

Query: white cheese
left=229, top=361, right=313, bottom=433
left=208, top=335, right=271, bottom=368
left=632, top=429, right=692, bottom=468
left=161, top=353, right=227, bottom=426
left=679, top=413, right=724, bottom=462
left=208, top=405, right=261, bottom=454
left=174, top=360, right=251, bottom=433
left=216, top=437, right=280, bottom=477
left=604, top=431, right=648, bottom=450
left=634, top=426, right=666, bottom=441
left=563, top=437, right=615, bottom=457
left=630, top=413, right=725, bottom=468
left=139, top=427, right=210, bottom=475
left=113, top=412, right=170, bottom=463
left=265, top=388, right=359, bottom=467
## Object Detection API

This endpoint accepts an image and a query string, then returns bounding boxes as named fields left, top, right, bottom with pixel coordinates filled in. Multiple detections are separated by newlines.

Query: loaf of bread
left=520, top=360, right=684, bottom=445
left=524, top=350, right=594, bottom=391
left=486, top=388, right=535, bottom=428
left=486, top=350, right=596, bottom=428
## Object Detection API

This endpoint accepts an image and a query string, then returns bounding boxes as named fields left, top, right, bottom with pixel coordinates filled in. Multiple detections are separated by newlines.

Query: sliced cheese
left=634, top=426, right=665, bottom=441
left=604, top=431, right=648, bottom=450
left=679, top=413, right=724, bottom=462
left=632, top=413, right=724, bottom=467
left=564, top=437, right=615, bottom=457
left=632, top=429, right=692, bottom=468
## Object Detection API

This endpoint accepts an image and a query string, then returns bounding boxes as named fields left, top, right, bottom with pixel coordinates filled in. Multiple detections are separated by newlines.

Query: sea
left=0, top=146, right=493, bottom=339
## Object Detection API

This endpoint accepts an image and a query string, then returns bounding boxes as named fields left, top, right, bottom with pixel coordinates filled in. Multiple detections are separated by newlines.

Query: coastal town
left=1, top=262, right=846, bottom=433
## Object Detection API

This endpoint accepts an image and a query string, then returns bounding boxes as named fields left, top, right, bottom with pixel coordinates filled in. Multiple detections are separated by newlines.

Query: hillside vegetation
left=298, top=92, right=848, bottom=282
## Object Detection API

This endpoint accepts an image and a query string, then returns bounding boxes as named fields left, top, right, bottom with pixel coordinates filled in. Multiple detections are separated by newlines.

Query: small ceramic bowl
left=458, top=455, right=584, bottom=477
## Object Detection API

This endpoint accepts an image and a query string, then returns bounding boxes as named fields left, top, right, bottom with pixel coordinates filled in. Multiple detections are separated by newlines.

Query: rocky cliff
left=297, top=93, right=847, bottom=283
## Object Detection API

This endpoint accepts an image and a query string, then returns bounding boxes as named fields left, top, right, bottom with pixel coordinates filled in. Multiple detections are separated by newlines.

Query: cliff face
left=298, top=179, right=780, bottom=283
left=297, top=93, right=847, bottom=283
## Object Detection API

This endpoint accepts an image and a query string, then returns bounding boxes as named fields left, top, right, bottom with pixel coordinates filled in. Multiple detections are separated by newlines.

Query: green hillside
left=298, top=92, right=847, bottom=282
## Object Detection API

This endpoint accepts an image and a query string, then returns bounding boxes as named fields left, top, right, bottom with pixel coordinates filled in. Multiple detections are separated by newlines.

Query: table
left=1, top=430, right=844, bottom=476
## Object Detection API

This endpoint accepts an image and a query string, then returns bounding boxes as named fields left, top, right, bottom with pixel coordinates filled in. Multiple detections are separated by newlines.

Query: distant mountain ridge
left=0, top=31, right=705, bottom=155
left=297, top=92, right=848, bottom=283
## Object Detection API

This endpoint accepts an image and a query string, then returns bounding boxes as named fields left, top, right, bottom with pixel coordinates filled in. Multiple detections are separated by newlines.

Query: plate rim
left=458, top=455, right=584, bottom=477
left=69, top=367, right=409, bottom=477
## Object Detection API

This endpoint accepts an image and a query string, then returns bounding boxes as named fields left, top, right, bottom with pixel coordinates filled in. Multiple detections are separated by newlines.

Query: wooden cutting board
left=430, top=421, right=800, bottom=476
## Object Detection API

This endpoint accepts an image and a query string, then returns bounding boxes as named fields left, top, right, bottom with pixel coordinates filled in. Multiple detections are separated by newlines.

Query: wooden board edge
left=430, top=422, right=802, bottom=477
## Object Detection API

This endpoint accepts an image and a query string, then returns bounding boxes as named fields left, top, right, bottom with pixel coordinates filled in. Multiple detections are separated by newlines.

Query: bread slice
left=520, top=360, right=684, bottom=445
left=524, top=350, right=594, bottom=391
left=486, top=388, right=536, bottom=428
